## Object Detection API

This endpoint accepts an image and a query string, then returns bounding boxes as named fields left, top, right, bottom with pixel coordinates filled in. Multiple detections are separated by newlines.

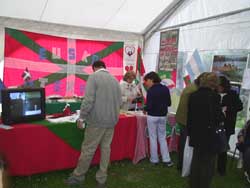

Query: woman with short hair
left=143, top=71, right=173, bottom=166
left=120, top=71, right=139, bottom=111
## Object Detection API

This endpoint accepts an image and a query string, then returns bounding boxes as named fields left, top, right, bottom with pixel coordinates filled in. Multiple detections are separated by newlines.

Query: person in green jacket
left=175, top=72, right=207, bottom=171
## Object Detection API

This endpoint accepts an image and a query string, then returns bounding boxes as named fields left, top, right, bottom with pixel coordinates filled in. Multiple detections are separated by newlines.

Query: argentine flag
left=185, top=49, right=205, bottom=81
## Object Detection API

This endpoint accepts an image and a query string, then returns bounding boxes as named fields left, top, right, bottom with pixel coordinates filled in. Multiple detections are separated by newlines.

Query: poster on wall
left=212, top=55, right=247, bottom=83
left=158, top=29, right=179, bottom=88
left=4, top=28, right=124, bottom=97
left=158, top=29, right=179, bottom=72
left=123, top=42, right=138, bottom=73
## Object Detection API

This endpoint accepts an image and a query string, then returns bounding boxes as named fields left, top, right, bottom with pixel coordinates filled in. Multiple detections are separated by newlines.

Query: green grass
left=9, top=153, right=248, bottom=188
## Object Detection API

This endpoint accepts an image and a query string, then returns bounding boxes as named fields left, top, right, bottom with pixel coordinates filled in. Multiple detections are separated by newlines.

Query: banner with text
left=4, top=28, right=124, bottom=97
left=158, top=29, right=179, bottom=88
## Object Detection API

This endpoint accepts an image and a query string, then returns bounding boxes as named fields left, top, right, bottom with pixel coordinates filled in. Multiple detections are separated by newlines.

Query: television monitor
left=230, top=83, right=241, bottom=95
left=1, top=88, right=45, bottom=125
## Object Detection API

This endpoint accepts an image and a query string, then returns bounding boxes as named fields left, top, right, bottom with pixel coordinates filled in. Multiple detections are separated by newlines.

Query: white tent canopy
left=0, top=0, right=175, bottom=34
left=1, top=0, right=249, bottom=41
left=0, top=0, right=250, bottom=70
left=144, top=0, right=250, bottom=72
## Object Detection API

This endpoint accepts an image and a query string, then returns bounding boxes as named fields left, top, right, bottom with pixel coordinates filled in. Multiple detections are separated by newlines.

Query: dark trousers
left=177, top=124, right=187, bottom=170
left=190, top=149, right=216, bottom=188
left=243, top=147, right=250, bottom=173
left=217, top=134, right=231, bottom=175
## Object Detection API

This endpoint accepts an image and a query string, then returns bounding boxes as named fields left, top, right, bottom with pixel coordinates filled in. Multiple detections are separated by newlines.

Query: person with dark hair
left=0, top=78, right=5, bottom=103
left=143, top=71, right=173, bottom=166
left=238, top=120, right=250, bottom=184
left=65, top=60, right=122, bottom=188
left=91, top=60, right=106, bottom=69
left=216, top=75, right=243, bottom=176
left=175, top=72, right=208, bottom=171
left=187, top=72, right=223, bottom=188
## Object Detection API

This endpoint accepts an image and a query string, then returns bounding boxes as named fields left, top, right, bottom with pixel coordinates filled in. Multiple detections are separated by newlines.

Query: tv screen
left=1, top=88, right=45, bottom=125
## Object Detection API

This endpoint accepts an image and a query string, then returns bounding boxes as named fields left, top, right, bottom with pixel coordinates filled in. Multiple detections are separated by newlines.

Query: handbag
left=181, top=136, right=193, bottom=177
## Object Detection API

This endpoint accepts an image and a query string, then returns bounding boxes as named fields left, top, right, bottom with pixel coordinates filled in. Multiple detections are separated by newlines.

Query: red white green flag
left=135, top=47, right=146, bottom=103
left=158, top=69, right=176, bottom=89
left=183, top=74, right=191, bottom=86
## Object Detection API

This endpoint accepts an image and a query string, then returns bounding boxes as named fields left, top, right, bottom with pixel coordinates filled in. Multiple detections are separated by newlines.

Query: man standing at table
left=65, top=60, right=122, bottom=188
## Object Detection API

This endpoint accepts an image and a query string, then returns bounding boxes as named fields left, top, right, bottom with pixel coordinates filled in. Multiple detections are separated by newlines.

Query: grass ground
left=8, top=153, right=249, bottom=188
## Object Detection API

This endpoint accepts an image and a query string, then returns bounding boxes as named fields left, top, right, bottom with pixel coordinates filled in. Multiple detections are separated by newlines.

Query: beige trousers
left=73, top=126, right=114, bottom=184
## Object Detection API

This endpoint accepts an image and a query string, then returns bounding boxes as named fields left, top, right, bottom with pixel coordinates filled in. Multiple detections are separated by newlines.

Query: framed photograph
left=212, top=55, right=247, bottom=83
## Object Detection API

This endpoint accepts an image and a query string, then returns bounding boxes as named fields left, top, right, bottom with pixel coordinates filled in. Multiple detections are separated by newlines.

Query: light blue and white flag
left=185, top=49, right=205, bottom=81
left=242, top=69, right=250, bottom=90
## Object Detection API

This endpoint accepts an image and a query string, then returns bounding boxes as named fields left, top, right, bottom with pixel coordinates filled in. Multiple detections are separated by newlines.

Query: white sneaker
left=237, top=159, right=243, bottom=169
left=244, top=171, right=250, bottom=184
left=164, top=161, right=174, bottom=167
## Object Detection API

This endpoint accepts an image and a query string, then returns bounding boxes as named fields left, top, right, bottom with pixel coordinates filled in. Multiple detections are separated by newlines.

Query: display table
left=133, top=114, right=148, bottom=164
left=132, top=112, right=179, bottom=163
left=0, top=112, right=178, bottom=176
left=0, top=115, right=137, bottom=176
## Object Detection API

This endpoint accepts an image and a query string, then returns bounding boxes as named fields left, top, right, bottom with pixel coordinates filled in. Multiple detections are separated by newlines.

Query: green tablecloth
left=44, top=101, right=83, bottom=150
left=34, top=119, right=85, bottom=151
left=46, top=101, right=82, bottom=115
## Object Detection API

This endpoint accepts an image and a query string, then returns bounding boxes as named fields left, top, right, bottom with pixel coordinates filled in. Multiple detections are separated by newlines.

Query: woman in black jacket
left=187, top=72, right=223, bottom=188
left=217, top=76, right=243, bottom=176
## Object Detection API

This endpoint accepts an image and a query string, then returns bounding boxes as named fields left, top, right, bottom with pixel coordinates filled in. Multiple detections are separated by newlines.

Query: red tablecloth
left=132, top=114, right=179, bottom=164
left=0, top=114, right=178, bottom=176
left=0, top=115, right=137, bottom=176
left=133, top=114, right=148, bottom=164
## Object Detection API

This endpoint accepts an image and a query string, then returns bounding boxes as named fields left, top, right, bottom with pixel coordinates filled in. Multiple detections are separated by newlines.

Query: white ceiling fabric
left=0, top=0, right=174, bottom=33
left=160, top=0, right=250, bottom=29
